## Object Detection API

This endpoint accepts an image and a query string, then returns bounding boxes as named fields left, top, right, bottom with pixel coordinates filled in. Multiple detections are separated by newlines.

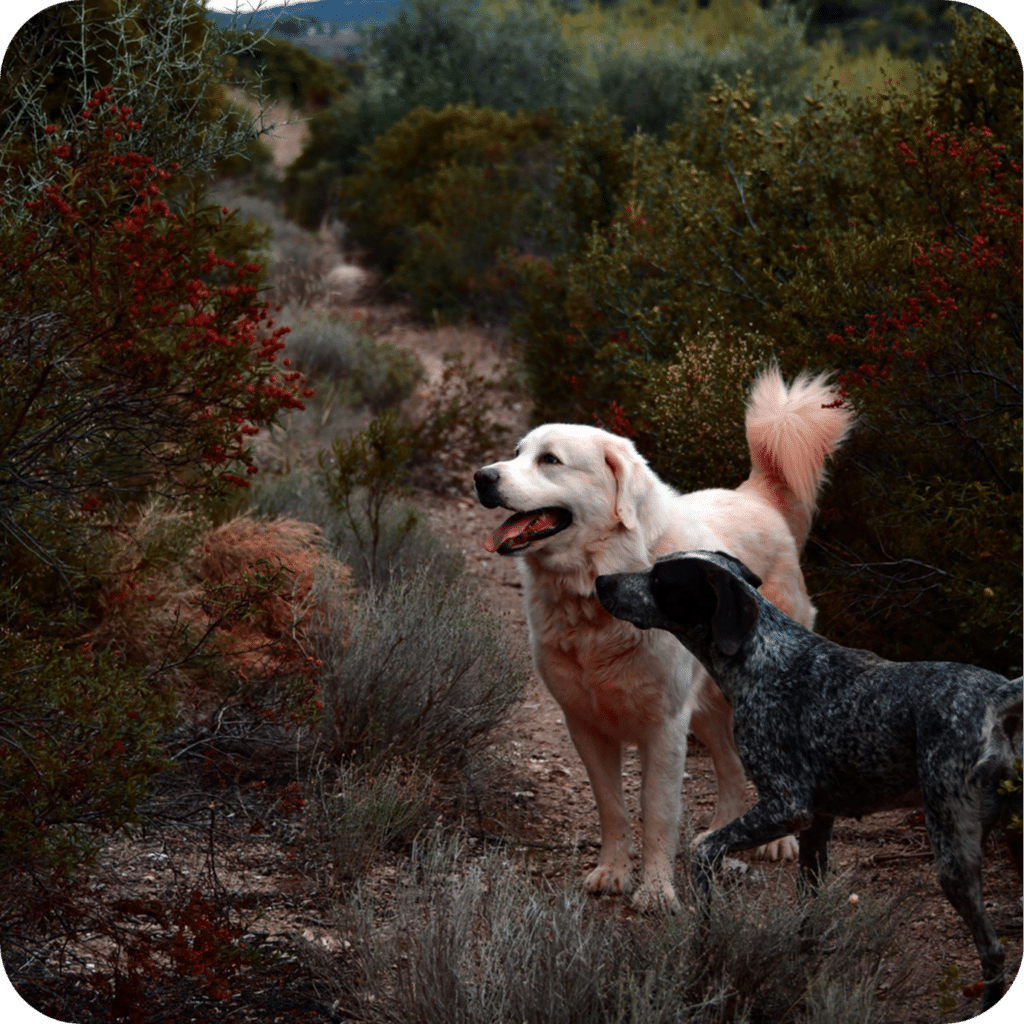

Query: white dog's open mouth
left=484, top=507, right=573, bottom=555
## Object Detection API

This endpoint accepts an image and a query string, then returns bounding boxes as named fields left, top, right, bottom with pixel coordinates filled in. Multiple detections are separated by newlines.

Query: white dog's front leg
left=634, top=718, right=687, bottom=914
left=563, top=714, right=634, bottom=896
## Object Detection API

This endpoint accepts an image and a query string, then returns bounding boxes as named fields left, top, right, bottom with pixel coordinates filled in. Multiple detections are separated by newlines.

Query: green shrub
left=253, top=461, right=464, bottom=589
left=511, top=10, right=1021, bottom=674
left=929, top=3, right=1022, bottom=154
left=312, top=567, right=527, bottom=770
left=282, top=312, right=423, bottom=410
left=319, top=410, right=421, bottom=584
left=590, top=1, right=821, bottom=138
left=365, top=0, right=588, bottom=118
left=282, top=0, right=588, bottom=228
left=229, top=34, right=351, bottom=109
left=339, top=103, right=563, bottom=320
left=249, top=466, right=333, bottom=521
left=334, top=494, right=467, bottom=589
left=629, top=332, right=769, bottom=493
left=803, top=0, right=975, bottom=61
left=318, top=385, right=503, bottom=584
left=0, top=614, right=174, bottom=880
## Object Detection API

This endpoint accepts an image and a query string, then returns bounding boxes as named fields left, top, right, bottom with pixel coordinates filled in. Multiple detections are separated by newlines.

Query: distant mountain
left=205, top=1, right=405, bottom=31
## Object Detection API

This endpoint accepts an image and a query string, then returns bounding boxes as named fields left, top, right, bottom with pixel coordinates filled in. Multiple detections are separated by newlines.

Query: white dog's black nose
left=474, top=469, right=502, bottom=508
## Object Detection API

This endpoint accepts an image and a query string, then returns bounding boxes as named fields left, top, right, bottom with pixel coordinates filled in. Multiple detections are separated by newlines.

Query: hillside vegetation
left=0, top=1, right=1019, bottom=1019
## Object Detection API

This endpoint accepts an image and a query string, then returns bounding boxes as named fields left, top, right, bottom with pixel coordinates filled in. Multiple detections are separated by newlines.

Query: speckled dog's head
left=596, top=550, right=763, bottom=660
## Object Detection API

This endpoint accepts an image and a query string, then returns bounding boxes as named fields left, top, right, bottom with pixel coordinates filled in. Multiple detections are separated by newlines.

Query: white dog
left=474, top=367, right=854, bottom=911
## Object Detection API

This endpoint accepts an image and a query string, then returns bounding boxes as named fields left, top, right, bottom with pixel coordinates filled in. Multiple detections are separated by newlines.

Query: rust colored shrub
left=90, top=504, right=351, bottom=688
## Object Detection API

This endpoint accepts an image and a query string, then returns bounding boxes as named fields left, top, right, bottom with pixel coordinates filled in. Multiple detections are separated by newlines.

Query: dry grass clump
left=312, top=565, right=527, bottom=772
left=280, top=310, right=423, bottom=412
left=210, top=186, right=353, bottom=310
left=298, top=758, right=436, bottom=890
left=306, top=835, right=920, bottom=1024
left=89, top=499, right=350, bottom=688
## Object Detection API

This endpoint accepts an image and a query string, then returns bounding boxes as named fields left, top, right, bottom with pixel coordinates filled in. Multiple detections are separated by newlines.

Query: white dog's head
left=474, top=424, right=661, bottom=576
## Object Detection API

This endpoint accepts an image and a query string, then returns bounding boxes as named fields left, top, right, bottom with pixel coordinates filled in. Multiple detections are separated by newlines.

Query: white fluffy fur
left=476, top=366, right=854, bottom=911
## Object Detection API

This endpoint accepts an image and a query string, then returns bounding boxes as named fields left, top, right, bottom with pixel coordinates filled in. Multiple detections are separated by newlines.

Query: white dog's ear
left=603, top=436, right=650, bottom=532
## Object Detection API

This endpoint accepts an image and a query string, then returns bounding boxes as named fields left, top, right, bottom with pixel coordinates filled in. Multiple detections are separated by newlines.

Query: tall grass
left=299, top=758, right=435, bottom=889
left=305, top=832, right=921, bottom=1024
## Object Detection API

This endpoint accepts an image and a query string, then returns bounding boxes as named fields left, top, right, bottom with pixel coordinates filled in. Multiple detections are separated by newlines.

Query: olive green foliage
left=282, top=0, right=587, bottom=227
left=513, top=11, right=1021, bottom=674
left=928, top=3, right=1022, bottom=154
left=365, top=0, right=586, bottom=117
left=325, top=4, right=829, bottom=319
left=803, top=0, right=975, bottom=61
left=590, top=1, right=822, bottom=138
left=229, top=34, right=351, bottom=109
left=630, top=333, right=769, bottom=493
left=0, top=610, right=174, bottom=880
left=341, top=103, right=562, bottom=319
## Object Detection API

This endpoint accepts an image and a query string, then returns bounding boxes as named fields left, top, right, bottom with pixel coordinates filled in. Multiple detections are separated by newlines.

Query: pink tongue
left=484, top=510, right=558, bottom=553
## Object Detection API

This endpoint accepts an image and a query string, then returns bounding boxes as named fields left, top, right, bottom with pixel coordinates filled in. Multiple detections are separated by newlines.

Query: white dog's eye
left=540, top=453, right=561, bottom=466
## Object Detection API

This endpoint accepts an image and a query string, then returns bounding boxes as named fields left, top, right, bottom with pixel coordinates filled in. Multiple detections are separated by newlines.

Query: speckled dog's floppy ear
left=711, top=550, right=763, bottom=590
left=652, top=558, right=759, bottom=656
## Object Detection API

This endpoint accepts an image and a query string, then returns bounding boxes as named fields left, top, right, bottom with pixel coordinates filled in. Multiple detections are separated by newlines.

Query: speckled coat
left=596, top=550, right=1022, bottom=1013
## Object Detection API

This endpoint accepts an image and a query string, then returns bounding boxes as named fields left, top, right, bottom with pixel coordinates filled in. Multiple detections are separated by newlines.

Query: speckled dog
left=596, top=550, right=1022, bottom=1012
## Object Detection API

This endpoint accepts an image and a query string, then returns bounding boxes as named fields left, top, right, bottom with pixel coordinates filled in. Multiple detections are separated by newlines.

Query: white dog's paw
left=755, top=836, right=798, bottom=862
left=583, top=862, right=633, bottom=896
left=631, top=877, right=682, bottom=915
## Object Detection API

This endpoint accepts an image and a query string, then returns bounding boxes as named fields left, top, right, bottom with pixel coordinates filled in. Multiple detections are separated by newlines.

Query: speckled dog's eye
left=540, top=453, right=561, bottom=465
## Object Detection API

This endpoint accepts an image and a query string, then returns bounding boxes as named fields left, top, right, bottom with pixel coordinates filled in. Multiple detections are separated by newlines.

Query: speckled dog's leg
left=796, top=813, right=835, bottom=893
left=925, top=804, right=1006, bottom=1011
left=693, top=797, right=809, bottom=903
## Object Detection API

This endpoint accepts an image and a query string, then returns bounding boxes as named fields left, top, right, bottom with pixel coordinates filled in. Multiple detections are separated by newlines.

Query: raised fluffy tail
left=739, top=365, right=854, bottom=551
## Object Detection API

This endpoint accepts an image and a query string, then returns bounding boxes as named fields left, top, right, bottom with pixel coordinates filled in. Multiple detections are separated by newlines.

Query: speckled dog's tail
left=739, top=365, right=855, bottom=551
